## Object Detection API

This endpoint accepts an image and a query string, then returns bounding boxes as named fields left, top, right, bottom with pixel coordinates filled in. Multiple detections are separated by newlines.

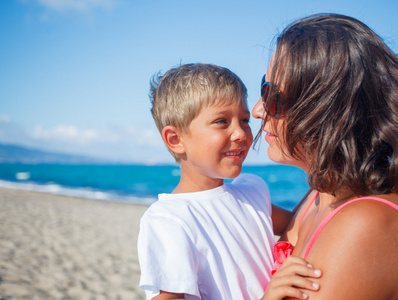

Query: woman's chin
left=267, top=148, right=305, bottom=169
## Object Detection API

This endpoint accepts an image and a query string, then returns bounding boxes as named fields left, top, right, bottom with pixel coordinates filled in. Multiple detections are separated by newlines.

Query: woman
left=253, top=14, right=398, bottom=300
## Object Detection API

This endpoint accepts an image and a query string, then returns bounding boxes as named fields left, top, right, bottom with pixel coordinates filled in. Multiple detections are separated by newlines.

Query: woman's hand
left=262, top=256, right=322, bottom=300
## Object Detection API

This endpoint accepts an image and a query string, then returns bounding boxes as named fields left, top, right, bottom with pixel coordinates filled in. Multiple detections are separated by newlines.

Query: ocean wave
left=0, top=179, right=156, bottom=206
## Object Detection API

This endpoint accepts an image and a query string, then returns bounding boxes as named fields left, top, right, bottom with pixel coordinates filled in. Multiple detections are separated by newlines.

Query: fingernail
left=314, top=269, right=322, bottom=276
left=312, top=282, right=320, bottom=290
left=307, top=263, right=313, bottom=268
left=302, top=293, right=308, bottom=299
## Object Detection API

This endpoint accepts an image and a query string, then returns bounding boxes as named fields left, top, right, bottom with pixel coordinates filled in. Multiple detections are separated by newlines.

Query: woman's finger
left=276, top=256, right=322, bottom=278
left=262, top=286, right=310, bottom=300
left=271, top=273, right=320, bottom=291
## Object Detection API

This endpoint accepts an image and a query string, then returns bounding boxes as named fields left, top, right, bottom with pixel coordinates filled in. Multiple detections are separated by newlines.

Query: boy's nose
left=231, top=125, right=247, bottom=141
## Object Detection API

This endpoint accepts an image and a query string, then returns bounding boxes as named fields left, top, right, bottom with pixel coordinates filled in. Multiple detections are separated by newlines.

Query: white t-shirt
left=138, top=174, right=275, bottom=300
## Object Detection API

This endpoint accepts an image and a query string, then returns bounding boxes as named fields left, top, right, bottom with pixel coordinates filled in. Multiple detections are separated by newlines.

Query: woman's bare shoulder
left=334, top=195, right=398, bottom=237
left=303, top=196, right=398, bottom=300
left=339, top=195, right=398, bottom=223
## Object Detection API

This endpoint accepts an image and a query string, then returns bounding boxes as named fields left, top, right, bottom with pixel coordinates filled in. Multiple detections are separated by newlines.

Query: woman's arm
left=291, top=200, right=398, bottom=300
left=272, top=204, right=294, bottom=236
left=272, top=189, right=314, bottom=237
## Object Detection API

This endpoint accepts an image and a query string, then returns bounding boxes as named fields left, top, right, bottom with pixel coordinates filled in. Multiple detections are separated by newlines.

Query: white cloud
left=31, top=0, right=117, bottom=13
left=0, top=121, right=174, bottom=163
left=28, top=124, right=164, bottom=149
left=31, top=125, right=115, bottom=145
left=0, top=115, right=11, bottom=124
left=126, top=127, right=164, bottom=147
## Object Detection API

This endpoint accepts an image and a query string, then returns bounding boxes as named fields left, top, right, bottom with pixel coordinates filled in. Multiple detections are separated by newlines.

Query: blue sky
left=1, top=0, right=398, bottom=165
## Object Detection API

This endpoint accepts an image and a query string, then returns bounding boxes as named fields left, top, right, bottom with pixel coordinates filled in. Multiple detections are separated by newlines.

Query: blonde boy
left=138, top=63, right=284, bottom=300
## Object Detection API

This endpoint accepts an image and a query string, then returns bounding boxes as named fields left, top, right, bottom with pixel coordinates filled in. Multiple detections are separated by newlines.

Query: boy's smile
left=177, top=100, right=253, bottom=192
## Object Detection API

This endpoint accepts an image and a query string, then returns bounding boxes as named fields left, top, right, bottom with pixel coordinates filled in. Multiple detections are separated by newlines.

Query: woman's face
left=252, top=63, right=308, bottom=171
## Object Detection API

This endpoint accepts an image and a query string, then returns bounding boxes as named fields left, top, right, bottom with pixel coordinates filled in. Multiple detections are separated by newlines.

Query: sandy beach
left=0, top=187, right=148, bottom=299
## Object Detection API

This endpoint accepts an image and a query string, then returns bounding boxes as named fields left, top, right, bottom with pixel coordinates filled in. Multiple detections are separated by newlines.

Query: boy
left=138, top=63, right=304, bottom=300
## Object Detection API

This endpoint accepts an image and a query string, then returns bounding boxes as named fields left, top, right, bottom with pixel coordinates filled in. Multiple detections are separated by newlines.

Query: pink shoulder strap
left=298, top=191, right=319, bottom=231
left=303, top=197, right=398, bottom=259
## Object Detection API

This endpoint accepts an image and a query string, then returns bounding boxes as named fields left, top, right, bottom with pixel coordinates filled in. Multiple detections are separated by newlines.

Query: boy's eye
left=241, top=118, right=250, bottom=124
left=215, top=119, right=227, bottom=124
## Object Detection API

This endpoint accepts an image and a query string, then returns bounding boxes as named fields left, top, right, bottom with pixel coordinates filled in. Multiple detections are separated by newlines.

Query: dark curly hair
left=265, top=13, right=398, bottom=195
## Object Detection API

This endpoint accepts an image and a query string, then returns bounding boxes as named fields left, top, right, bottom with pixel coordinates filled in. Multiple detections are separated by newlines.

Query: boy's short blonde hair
left=150, top=63, right=248, bottom=163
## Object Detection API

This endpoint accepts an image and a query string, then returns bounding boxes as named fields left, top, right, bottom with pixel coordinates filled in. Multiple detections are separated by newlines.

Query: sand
left=0, top=187, right=148, bottom=300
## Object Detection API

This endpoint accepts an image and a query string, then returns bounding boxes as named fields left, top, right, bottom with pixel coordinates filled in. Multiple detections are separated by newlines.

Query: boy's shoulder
left=139, top=195, right=195, bottom=239
left=142, top=194, right=189, bottom=218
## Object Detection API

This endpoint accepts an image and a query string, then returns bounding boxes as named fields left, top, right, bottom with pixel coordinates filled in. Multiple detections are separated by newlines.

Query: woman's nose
left=252, top=98, right=265, bottom=119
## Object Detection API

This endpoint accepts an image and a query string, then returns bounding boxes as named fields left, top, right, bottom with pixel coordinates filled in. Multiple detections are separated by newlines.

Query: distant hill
left=0, top=143, right=107, bottom=164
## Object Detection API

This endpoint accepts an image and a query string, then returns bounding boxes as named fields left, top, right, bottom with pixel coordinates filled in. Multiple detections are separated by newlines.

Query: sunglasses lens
left=261, top=80, right=269, bottom=99
left=268, top=99, right=278, bottom=116
left=261, top=79, right=280, bottom=117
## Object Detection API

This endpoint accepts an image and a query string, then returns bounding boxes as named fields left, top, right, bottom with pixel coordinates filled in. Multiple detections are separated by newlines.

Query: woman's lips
left=264, top=132, right=277, bottom=143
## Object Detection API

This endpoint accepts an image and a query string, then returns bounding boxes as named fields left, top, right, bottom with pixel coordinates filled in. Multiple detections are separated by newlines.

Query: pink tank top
left=272, top=193, right=398, bottom=274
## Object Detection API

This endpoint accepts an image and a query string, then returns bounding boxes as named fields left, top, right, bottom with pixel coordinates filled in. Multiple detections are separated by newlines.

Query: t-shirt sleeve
left=137, top=211, right=200, bottom=300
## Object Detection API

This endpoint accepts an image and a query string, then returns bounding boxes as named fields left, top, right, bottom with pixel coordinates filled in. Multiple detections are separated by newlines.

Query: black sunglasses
left=261, top=74, right=281, bottom=117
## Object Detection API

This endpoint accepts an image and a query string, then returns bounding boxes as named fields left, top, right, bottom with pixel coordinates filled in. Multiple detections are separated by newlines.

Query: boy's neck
left=172, top=172, right=224, bottom=194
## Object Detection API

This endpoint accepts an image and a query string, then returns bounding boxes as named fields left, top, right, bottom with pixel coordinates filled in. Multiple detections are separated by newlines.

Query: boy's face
left=179, top=100, right=253, bottom=188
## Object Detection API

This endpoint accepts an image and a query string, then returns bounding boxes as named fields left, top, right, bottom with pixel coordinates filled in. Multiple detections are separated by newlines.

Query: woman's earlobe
left=162, top=126, right=185, bottom=154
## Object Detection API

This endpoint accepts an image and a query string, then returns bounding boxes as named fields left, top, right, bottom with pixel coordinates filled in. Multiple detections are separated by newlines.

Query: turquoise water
left=0, top=163, right=309, bottom=210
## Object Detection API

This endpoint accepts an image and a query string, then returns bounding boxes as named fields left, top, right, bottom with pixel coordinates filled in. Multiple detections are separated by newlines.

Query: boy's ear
left=162, top=125, right=185, bottom=154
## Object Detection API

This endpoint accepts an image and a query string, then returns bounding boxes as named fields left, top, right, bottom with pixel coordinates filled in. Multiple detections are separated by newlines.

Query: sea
left=0, top=163, right=309, bottom=210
